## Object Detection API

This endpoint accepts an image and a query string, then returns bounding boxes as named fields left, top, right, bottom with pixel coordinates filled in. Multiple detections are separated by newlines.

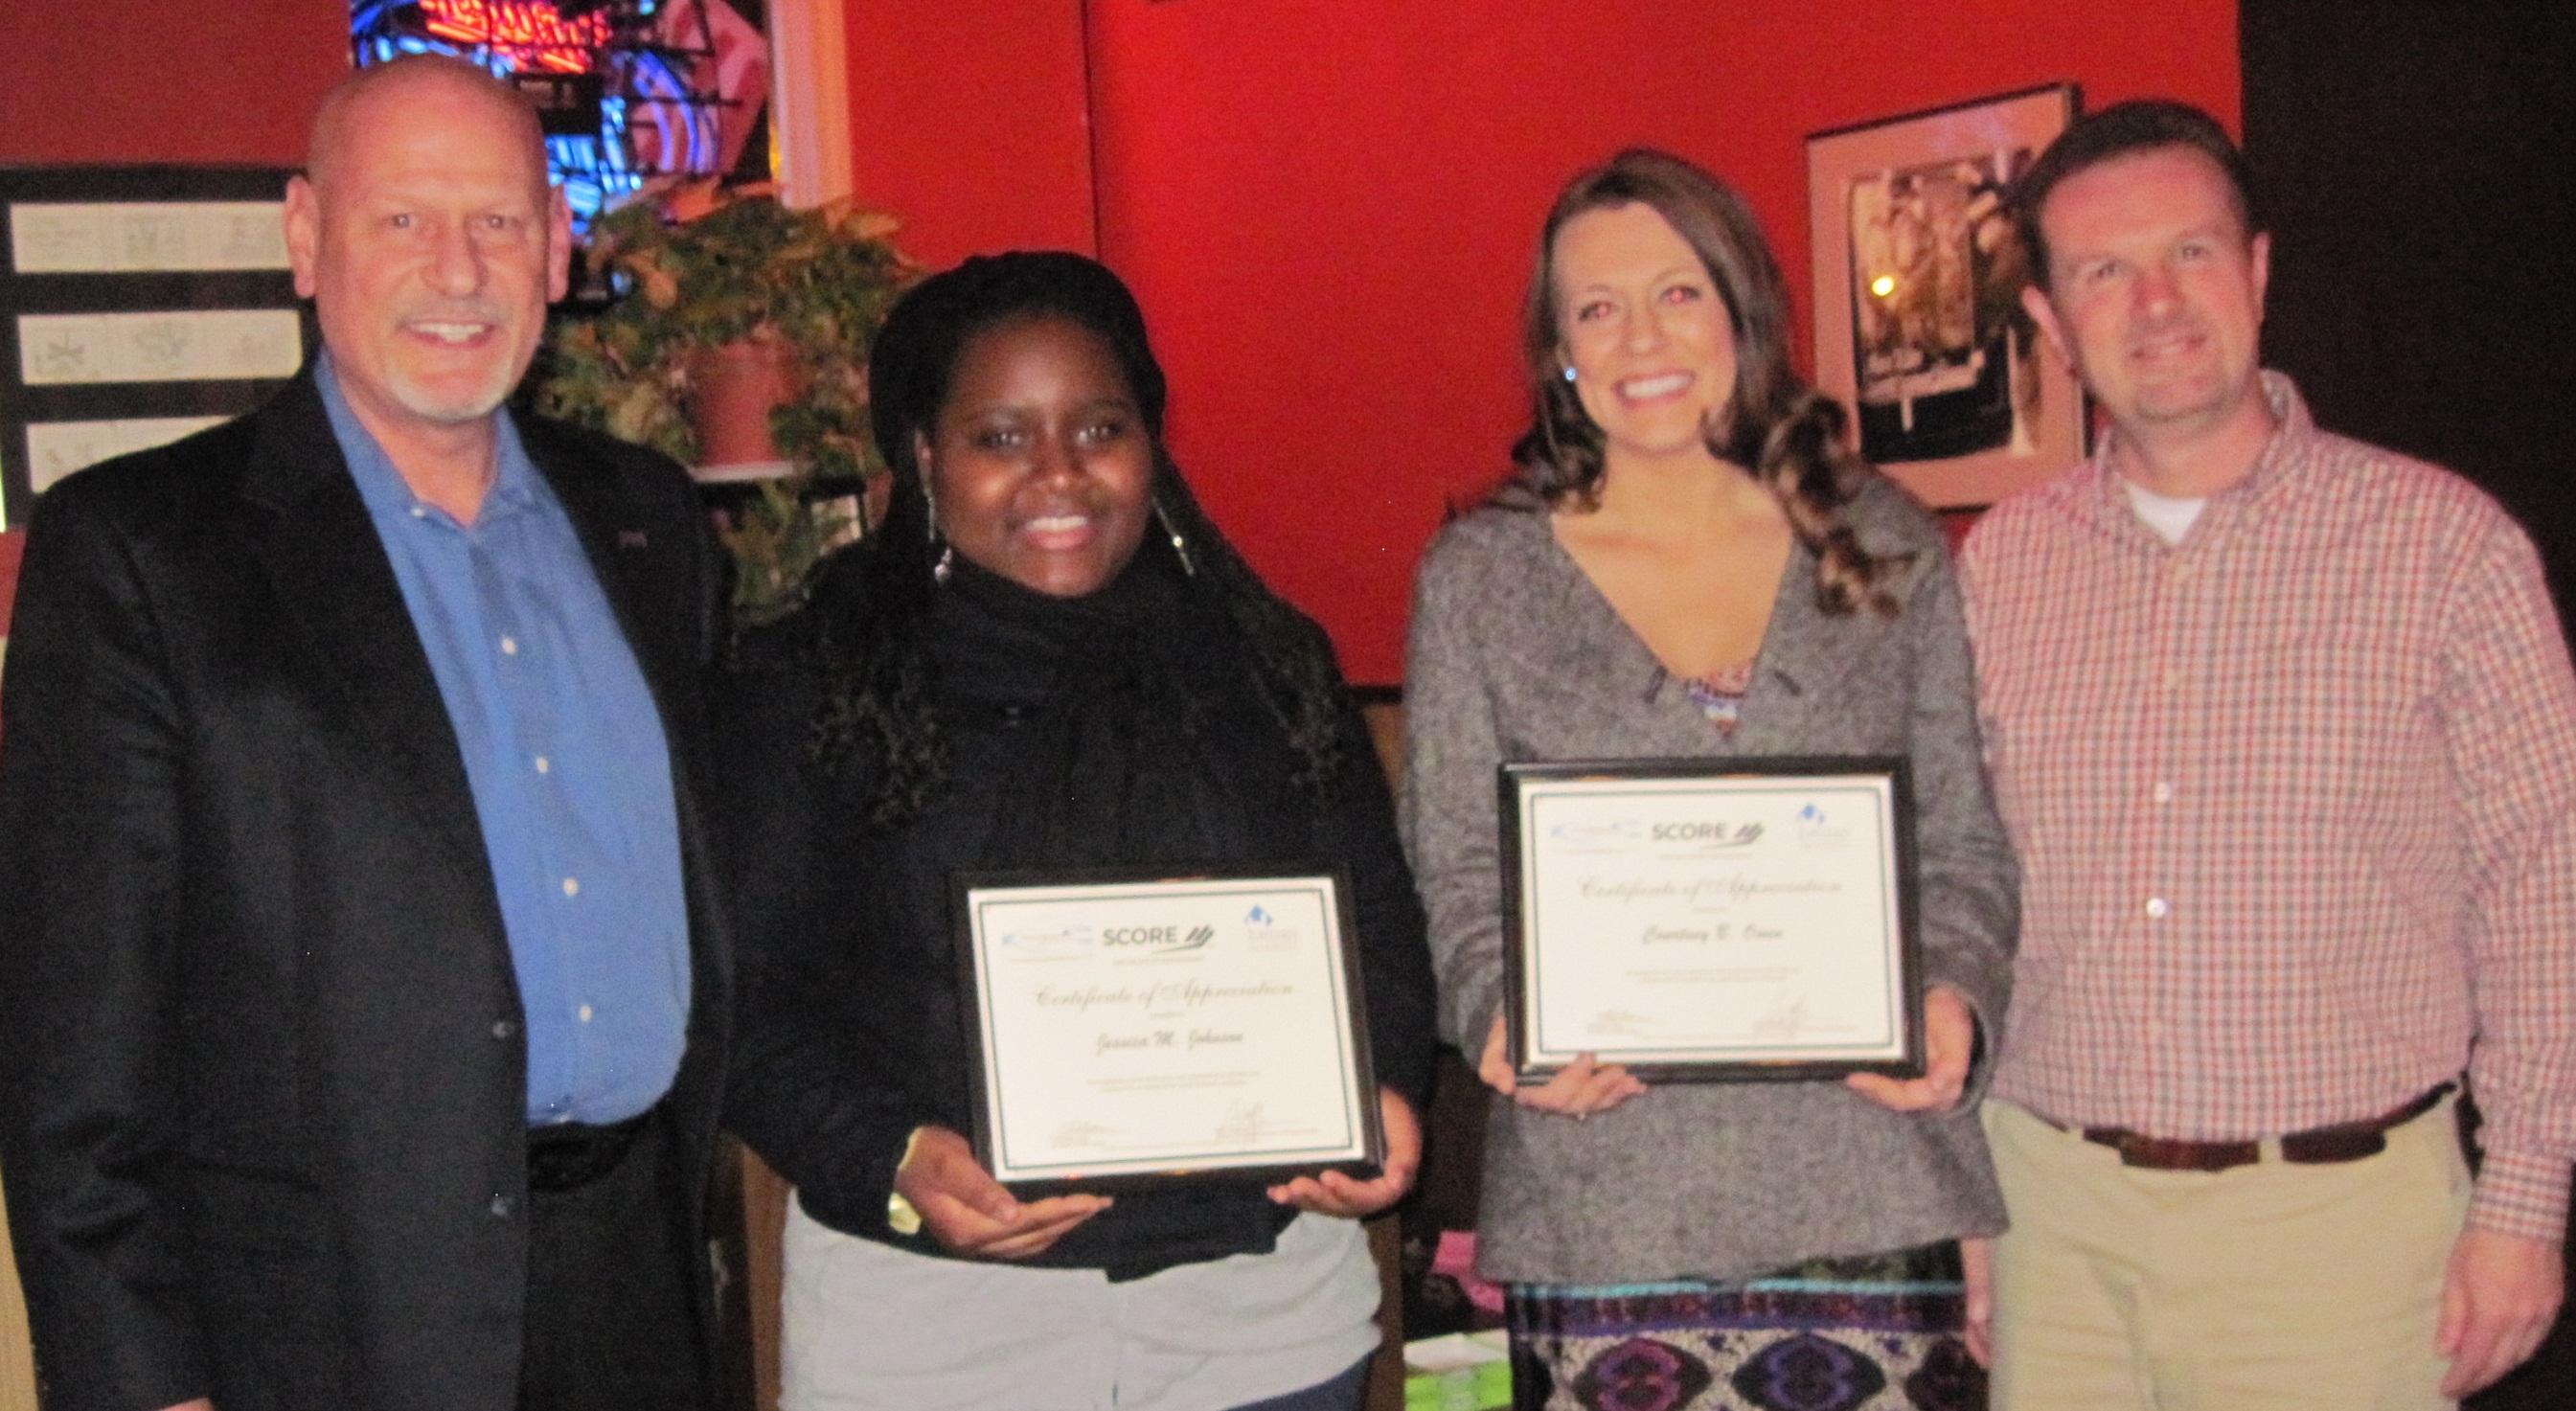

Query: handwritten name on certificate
left=960, top=873, right=1377, bottom=1187
left=1506, top=762, right=1919, bottom=1079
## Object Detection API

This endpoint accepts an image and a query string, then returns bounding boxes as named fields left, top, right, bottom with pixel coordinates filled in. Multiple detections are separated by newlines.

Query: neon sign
left=352, top=0, right=755, bottom=233
left=416, top=0, right=611, bottom=74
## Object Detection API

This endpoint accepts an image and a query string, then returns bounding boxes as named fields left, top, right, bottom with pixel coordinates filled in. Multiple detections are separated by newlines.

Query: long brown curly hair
left=1508, top=148, right=1903, bottom=617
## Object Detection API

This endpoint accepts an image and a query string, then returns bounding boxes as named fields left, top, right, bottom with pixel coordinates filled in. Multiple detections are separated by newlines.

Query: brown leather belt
left=2069, top=1082, right=2452, bottom=1173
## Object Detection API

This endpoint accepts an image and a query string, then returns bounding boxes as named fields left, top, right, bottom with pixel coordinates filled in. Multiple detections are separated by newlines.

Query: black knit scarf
left=922, top=550, right=1311, bottom=1277
left=930, top=550, right=1306, bottom=874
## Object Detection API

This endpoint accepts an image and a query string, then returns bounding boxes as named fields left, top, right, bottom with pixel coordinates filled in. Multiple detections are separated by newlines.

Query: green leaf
left=537, top=189, right=917, bottom=627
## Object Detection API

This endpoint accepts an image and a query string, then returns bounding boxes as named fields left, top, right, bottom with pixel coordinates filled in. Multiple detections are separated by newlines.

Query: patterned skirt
left=1503, top=1244, right=1985, bottom=1411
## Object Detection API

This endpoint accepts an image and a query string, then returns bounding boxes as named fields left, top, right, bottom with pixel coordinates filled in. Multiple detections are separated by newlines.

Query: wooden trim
left=0, top=1167, right=40, bottom=1411
left=767, top=0, right=853, bottom=210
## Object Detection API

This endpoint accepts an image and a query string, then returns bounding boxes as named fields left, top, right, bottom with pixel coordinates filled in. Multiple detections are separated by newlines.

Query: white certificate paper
left=958, top=871, right=1379, bottom=1188
left=1504, top=761, right=1921, bottom=1080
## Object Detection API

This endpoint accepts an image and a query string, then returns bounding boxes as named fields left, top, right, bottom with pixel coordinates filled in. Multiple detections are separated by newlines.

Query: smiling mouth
left=2129, top=327, right=2207, bottom=367
left=408, top=319, right=497, bottom=347
left=1020, top=512, right=1095, bottom=548
left=1616, top=371, right=1695, bottom=401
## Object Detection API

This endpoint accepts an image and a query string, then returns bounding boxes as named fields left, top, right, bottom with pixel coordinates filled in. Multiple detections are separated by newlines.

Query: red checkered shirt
left=1960, top=373, right=2576, bottom=1241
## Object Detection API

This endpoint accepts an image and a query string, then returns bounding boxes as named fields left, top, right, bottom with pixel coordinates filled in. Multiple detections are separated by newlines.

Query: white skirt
left=780, top=1199, right=1379, bottom=1411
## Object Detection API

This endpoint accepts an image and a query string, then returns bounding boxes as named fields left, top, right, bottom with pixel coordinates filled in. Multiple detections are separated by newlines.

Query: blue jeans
left=1228, top=1354, right=1373, bottom=1411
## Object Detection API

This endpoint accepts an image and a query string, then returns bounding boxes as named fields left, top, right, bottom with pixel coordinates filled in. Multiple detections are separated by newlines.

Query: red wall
left=1084, top=0, right=2240, bottom=682
left=0, top=1, right=344, bottom=165
left=0, top=1, right=348, bottom=674
left=0, top=3, right=2239, bottom=686
left=0, top=530, right=19, bottom=640
left=844, top=0, right=1096, bottom=267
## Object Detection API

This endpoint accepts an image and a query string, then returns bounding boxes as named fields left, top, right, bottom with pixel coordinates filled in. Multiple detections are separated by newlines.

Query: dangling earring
left=921, top=476, right=954, bottom=585
left=1152, top=496, right=1197, bottom=578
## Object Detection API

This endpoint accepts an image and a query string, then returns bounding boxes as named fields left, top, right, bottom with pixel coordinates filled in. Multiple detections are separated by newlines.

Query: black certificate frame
left=1498, top=757, right=1925, bottom=1084
left=951, top=862, right=1384, bottom=1196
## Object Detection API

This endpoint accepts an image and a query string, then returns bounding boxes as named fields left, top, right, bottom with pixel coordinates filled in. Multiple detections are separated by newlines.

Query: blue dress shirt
left=321, top=358, right=690, bottom=1126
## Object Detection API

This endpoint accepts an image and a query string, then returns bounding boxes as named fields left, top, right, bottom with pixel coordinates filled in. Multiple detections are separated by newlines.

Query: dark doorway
left=2244, top=0, right=2576, bottom=615
left=2244, top=9, right=2576, bottom=1406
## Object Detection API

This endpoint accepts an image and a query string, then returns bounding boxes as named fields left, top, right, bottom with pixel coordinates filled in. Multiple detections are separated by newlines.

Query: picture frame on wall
left=1807, top=82, right=2082, bottom=508
left=0, top=164, right=308, bottom=532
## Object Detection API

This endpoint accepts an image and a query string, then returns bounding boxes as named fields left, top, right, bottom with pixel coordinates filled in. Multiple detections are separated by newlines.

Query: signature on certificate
left=1049, top=1119, right=1125, bottom=1152
left=1584, top=1008, right=1653, bottom=1037
left=1748, top=990, right=1812, bottom=1040
left=1214, top=1101, right=1271, bottom=1145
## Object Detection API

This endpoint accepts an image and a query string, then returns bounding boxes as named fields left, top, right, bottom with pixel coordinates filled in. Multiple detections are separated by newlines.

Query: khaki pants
left=1983, top=1095, right=2468, bottom=1410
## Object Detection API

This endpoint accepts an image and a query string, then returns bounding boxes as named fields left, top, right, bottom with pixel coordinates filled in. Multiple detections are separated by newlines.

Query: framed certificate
left=954, top=866, right=1383, bottom=1193
left=1500, top=758, right=1924, bottom=1082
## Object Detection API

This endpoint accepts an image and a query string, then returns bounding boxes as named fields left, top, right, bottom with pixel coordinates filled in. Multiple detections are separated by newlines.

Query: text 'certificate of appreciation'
left=956, top=869, right=1381, bottom=1192
left=1502, top=759, right=1923, bottom=1081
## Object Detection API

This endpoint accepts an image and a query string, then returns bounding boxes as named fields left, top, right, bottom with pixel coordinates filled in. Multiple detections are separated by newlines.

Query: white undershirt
left=778, top=1202, right=1378, bottom=1411
left=2122, top=477, right=2209, bottom=546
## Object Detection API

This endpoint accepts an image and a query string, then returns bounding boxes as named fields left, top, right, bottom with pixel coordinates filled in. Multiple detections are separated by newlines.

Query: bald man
left=0, top=56, right=730, bottom=1411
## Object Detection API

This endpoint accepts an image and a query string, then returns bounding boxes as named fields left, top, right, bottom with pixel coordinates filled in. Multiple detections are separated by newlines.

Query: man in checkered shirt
left=1959, top=99, right=2574, bottom=1408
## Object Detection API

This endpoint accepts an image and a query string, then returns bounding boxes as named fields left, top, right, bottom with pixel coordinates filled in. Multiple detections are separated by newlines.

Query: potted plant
left=537, top=181, right=914, bottom=625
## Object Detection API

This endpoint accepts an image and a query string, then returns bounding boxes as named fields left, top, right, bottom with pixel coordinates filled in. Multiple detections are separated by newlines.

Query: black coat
left=719, top=549, right=1435, bottom=1279
left=0, top=375, right=732, bottom=1411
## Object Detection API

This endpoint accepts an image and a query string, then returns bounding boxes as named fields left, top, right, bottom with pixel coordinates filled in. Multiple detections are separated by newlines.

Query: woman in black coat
left=718, top=252, right=1436, bottom=1411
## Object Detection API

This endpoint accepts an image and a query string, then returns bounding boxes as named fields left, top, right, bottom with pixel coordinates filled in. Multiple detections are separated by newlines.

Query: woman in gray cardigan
left=1402, top=149, right=2018, bottom=1409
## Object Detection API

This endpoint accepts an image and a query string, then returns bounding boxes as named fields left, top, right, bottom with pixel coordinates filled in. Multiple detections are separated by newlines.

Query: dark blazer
left=0, top=373, right=731, bottom=1411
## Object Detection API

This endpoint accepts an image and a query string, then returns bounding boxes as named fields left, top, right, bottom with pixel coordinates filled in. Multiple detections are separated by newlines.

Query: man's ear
left=2248, top=231, right=2271, bottom=330
left=2020, top=284, right=2075, bottom=375
left=285, top=175, right=322, bottom=300
left=545, top=186, right=574, bottom=305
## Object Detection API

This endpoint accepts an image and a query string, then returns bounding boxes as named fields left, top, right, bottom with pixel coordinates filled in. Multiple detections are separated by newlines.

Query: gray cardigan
left=1401, top=481, right=2017, bottom=1284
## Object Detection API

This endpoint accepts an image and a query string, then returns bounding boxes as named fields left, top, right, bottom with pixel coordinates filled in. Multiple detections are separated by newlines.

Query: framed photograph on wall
left=1808, top=83, right=2082, bottom=508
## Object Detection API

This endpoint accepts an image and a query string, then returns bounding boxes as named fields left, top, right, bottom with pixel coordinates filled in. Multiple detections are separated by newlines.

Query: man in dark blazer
left=0, top=56, right=729, bottom=1411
